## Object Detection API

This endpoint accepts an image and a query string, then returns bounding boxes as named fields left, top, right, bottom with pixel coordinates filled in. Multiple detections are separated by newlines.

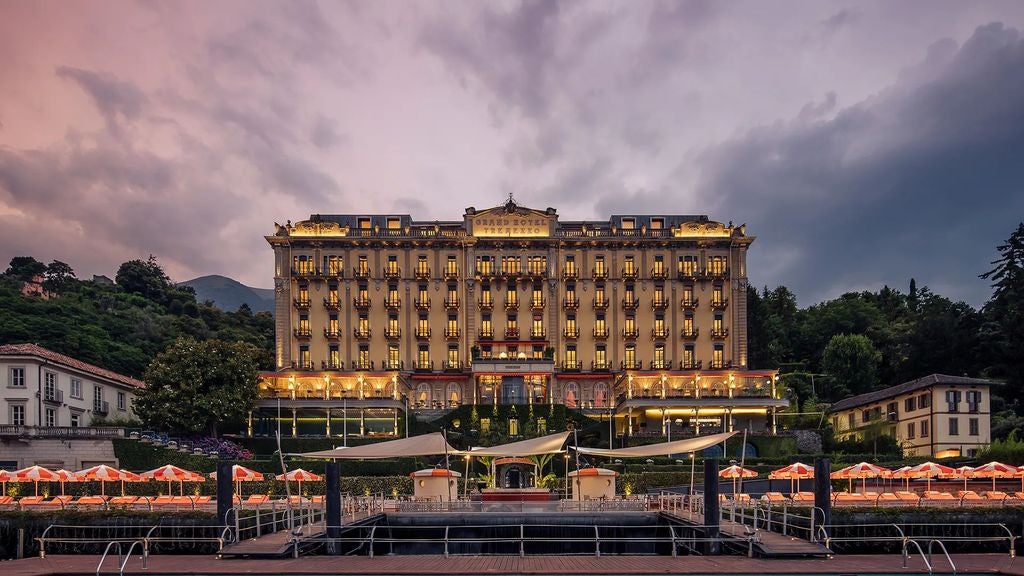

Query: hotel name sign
left=469, top=211, right=554, bottom=238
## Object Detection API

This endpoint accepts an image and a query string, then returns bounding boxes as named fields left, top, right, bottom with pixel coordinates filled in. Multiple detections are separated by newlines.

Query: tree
left=980, top=222, right=1024, bottom=397
left=116, top=256, right=173, bottom=302
left=43, top=260, right=77, bottom=293
left=135, top=337, right=262, bottom=436
left=4, top=256, right=46, bottom=282
left=821, top=333, right=882, bottom=399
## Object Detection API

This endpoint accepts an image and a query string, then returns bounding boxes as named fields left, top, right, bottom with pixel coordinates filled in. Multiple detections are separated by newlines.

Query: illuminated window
left=621, top=218, right=635, bottom=230
left=324, top=255, right=343, bottom=275
left=387, top=217, right=401, bottom=230
left=650, top=218, right=664, bottom=230
left=358, top=217, right=371, bottom=229
left=480, top=418, right=491, bottom=432
left=357, top=255, right=369, bottom=275
left=509, top=419, right=520, bottom=436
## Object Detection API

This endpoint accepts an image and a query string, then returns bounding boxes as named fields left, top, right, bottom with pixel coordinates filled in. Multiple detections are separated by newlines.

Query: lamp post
left=563, top=453, right=570, bottom=499
left=689, top=452, right=696, bottom=512
left=608, top=407, right=614, bottom=450
left=342, top=390, right=348, bottom=447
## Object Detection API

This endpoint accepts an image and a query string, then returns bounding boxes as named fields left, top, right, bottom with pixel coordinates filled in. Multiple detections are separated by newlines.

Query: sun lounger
left=245, top=494, right=270, bottom=507
left=151, top=495, right=176, bottom=506
left=876, top=493, right=901, bottom=505
left=192, top=495, right=212, bottom=506
left=791, top=491, right=815, bottom=503
left=983, top=491, right=1010, bottom=503
left=922, top=491, right=957, bottom=505
left=761, top=492, right=789, bottom=504
left=108, top=496, right=138, bottom=506
left=833, top=492, right=868, bottom=506
left=72, top=495, right=107, bottom=507
left=895, top=491, right=921, bottom=503
left=310, top=495, right=325, bottom=504
left=0, top=495, right=14, bottom=506
left=17, top=496, right=47, bottom=508
left=957, top=490, right=987, bottom=505
left=171, top=496, right=194, bottom=506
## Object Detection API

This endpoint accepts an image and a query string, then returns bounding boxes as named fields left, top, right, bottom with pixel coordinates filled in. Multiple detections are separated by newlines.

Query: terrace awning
left=574, top=431, right=735, bottom=458
left=298, top=432, right=459, bottom=459
left=466, top=431, right=571, bottom=457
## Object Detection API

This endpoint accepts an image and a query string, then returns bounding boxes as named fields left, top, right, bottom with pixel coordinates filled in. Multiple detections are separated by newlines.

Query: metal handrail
left=96, top=540, right=125, bottom=576
left=903, top=538, right=932, bottom=573
left=927, top=539, right=957, bottom=574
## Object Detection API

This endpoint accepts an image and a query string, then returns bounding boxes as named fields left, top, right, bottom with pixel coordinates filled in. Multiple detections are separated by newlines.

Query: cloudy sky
left=2, top=0, right=1023, bottom=307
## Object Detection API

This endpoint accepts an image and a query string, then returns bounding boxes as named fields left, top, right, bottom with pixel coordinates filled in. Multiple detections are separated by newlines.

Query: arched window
left=446, top=382, right=462, bottom=407
left=415, top=383, right=432, bottom=407
left=564, top=382, right=579, bottom=408
left=594, top=382, right=609, bottom=407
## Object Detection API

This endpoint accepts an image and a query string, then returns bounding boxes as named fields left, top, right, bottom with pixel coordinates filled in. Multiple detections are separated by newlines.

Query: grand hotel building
left=254, top=200, right=784, bottom=440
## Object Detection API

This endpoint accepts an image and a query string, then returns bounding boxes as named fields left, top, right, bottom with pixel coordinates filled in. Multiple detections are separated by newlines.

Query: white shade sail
left=466, top=431, right=571, bottom=457
left=298, top=432, right=459, bottom=459
left=574, top=431, right=735, bottom=458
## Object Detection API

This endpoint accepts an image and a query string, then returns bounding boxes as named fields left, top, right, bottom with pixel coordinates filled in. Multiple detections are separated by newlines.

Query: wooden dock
left=664, top=509, right=831, bottom=557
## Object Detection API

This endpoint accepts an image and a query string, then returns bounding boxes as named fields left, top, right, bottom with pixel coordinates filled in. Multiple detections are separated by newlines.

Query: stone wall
left=0, top=437, right=117, bottom=470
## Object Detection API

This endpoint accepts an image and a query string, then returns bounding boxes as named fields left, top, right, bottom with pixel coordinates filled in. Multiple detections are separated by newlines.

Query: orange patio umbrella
left=275, top=468, right=322, bottom=496
left=210, top=465, right=264, bottom=496
left=768, top=462, right=813, bottom=494
left=12, top=465, right=58, bottom=496
left=0, top=470, right=10, bottom=494
left=53, top=469, right=81, bottom=497
left=719, top=464, right=758, bottom=499
left=142, top=465, right=206, bottom=496
left=75, top=464, right=133, bottom=497
left=830, top=462, right=891, bottom=493
left=942, top=465, right=974, bottom=492
left=890, top=465, right=914, bottom=491
left=970, top=461, right=1016, bottom=491
left=906, top=461, right=955, bottom=492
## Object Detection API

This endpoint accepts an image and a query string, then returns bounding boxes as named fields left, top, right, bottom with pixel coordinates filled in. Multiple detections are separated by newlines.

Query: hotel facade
left=255, top=200, right=783, bottom=440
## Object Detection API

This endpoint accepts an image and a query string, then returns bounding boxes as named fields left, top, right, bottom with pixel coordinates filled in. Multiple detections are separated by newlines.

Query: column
left=247, top=411, right=253, bottom=437
left=326, top=407, right=332, bottom=437
left=360, top=408, right=365, bottom=435
left=291, top=408, right=298, bottom=438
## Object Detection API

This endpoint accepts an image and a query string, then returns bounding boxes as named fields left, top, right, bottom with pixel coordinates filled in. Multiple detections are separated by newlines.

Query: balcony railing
left=651, top=328, right=669, bottom=339
left=324, top=328, right=342, bottom=339
left=478, top=298, right=494, bottom=310
left=444, top=327, right=461, bottom=339
left=93, top=400, right=109, bottom=415
left=291, top=266, right=320, bottom=278
left=711, top=297, right=729, bottom=310
left=504, top=298, right=519, bottom=311
left=621, top=360, right=642, bottom=370
left=475, top=267, right=495, bottom=278
left=384, top=297, right=402, bottom=309
left=382, top=359, right=404, bottom=370
left=324, top=267, right=344, bottom=280
left=706, top=267, right=730, bottom=279
left=681, top=327, right=699, bottom=339
left=593, top=298, right=609, bottom=310
left=622, top=327, right=639, bottom=339
left=384, top=327, right=402, bottom=339
left=561, top=360, right=581, bottom=371
left=681, top=298, right=699, bottom=310
left=592, top=327, right=609, bottom=338
left=563, top=327, right=579, bottom=339
left=295, top=360, right=314, bottom=370
left=504, top=327, right=520, bottom=339
left=479, top=328, right=494, bottom=339
left=678, top=266, right=699, bottom=280
left=562, top=268, right=578, bottom=280
left=443, top=360, right=463, bottom=371
left=0, top=425, right=128, bottom=439
left=650, top=267, right=668, bottom=280
left=591, top=360, right=611, bottom=371
left=592, top=268, right=608, bottom=280
left=353, top=327, right=372, bottom=339
left=680, top=359, right=702, bottom=370
left=445, top=296, right=461, bottom=309
left=622, top=297, right=639, bottom=310
left=415, top=360, right=433, bottom=372
left=415, top=297, right=431, bottom=310
left=651, top=298, right=669, bottom=310
left=383, top=267, right=401, bottom=279
left=351, top=359, right=374, bottom=370
left=709, top=359, right=733, bottom=370
left=415, top=327, right=431, bottom=339
left=353, top=296, right=372, bottom=309
left=320, top=360, right=343, bottom=371
left=353, top=266, right=371, bottom=279
left=649, top=360, right=672, bottom=370
left=527, top=266, right=547, bottom=278
left=293, top=327, right=312, bottom=338
left=293, top=298, right=311, bottom=309
left=562, top=297, right=579, bottom=310
left=499, top=268, right=522, bottom=279
left=443, top=267, right=459, bottom=280
left=531, top=328, right=547, bottom=339
left=414, top=267, right=431, bottom=280
left=323, top=297, right=341, bottom=310
left=530, top=298, right=544, bottom=310
left=710, top=327, right=729, bottom=339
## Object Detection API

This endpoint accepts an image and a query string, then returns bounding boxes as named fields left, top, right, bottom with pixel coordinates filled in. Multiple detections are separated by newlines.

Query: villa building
left=829, top=374, right=995, bottom=458
left=255, top=199, right=783, bottom=440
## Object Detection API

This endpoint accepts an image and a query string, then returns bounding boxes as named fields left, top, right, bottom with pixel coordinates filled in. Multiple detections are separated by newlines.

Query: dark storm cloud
left=56, top=66, right=149, bottom=132
left=689, top=22, right=1024, bottom=305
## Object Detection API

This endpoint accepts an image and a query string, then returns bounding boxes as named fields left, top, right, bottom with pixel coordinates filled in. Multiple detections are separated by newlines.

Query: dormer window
left=621, top=218, right=635, bottom=230
left=650, top=218, right=664, bottom=230
left=358, top=217, right=371, bottom=229
left=387, top=217, right=401, bottom=230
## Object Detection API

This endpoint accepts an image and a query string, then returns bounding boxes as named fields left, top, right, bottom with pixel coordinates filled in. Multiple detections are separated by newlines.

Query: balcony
left=651, top=297, right=669, bottom=310
left=681, top=298, right=699, bottom=310
left=323, top=297, right=341, bottom=310
left=293, top=327, right=312, bottom=339
left=504, top=327, right=520, bottom=339
left=478, top=298, right=493, bottom=310
left=530, top=298, right=544, bottom=310
left=415, top=327, right=431, bottom=339
left=710, top=327, right=729, bottom=339
left=445, top=296, right=461, bottom=309
left=324, top=266, right=344, bottom=280
left=678, top=266, right=699, bottom=281
left=291, top=266, right=320, bottom=279
left=414, top=267, right=431, bottom=280
left=383, top=267, right=401, bottom=280
left=384, top=327, right=402, bottom=339
left=620, top=360, right=642, bottom=370
left=353, top=327, right=372, bottom=339
left=321, top=360, right=343, bottom=370
left=475, top=267, right=495, bottom=278
left=444, top=327, right=461, bottom=339
left=562, top=268, right=578, bottom=280
left=649, top=360, right=672, bottom=370
left=592, top=327, right=609, bottom=339
left=592, top=298, right=609, bottom=310
left=681, top=327, right=699, bottom=339
left=711, top=297, right=729, bottom=310
left=415, top=360, right=433, bottom=372
left=650, top=267, right=668, bottom=280
left=93, top=400, right=109, bottom=415
left=650, top=327, right=669, bottom=339
left=622, top=268, right=639, bottom=280
left=622, top=327, right=639, bottom=339
left=351, top=359, right=374, bottom=370
left=680, top=359, right=702, bottom=370
left=531, top=328, right=547, bottom=339
left=353, top=296, right=371, bottom=309
left=295, top=360, right=314, bottom=370
left=323, top=327, right=342, bottom=339
left=293, top=298, right=311, bottom=309
left=415, top=296, right=431, bottom=310
left=562, top=297, right=580, bottom=310
left=706, top=266, right=730, bottom=279
left=622, top=297, right=639, bottom=310
left=382, top=359, right=404, bottom=371
left=709, top=359, right=733, bottom=370
left=384, top=297, right=402, bottom=309
left=499, top=268, right=522, bottom=279
left=504, top=298, right=519, bottom=311
left=562, top=326, right=579, bottom=339
left=527, top=266, right=547, bottom=278
left=478, top=328, right=494, bottom=340
left=592, top=268, right=608, bottom=280
left=443, top=267, right=459, bottom=280
left=591, top=360, right=612, bottom=371
left=443, top=360, right=463, bottom=371
left=353, top=266, right=371, bottom=280
left=561, top=360, right=581, bottom=372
